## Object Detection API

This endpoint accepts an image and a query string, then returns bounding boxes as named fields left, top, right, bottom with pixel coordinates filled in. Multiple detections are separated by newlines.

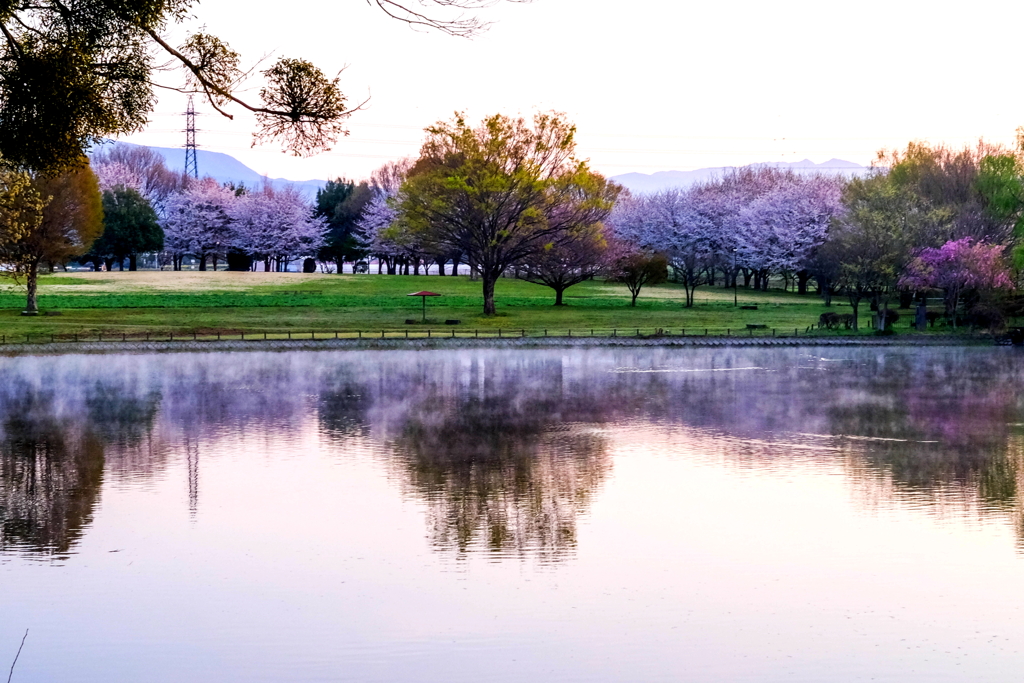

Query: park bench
left=746, top=324, right=767, bottom=329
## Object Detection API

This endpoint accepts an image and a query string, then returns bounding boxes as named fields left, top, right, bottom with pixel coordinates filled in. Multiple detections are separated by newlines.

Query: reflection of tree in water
left=820, top=351, right=1024, bottom=504
left=317, top=365, right=370, bottom=440
left=350, top=355, right=614, bottom=561
left=85, top=381, right=163, bottom=479
left=396, top=403, right=608, bottom=560
left=5, top=346, right=1024, bottom=557
left=0, top=376, right=162, bottom=557
left=0, top=384, right=105, bottom=557
left=613, top=348, right=1024, bottom=502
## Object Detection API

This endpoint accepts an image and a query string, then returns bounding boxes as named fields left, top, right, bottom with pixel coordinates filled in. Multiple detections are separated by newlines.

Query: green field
left=0, top=270, right=961, bottom=341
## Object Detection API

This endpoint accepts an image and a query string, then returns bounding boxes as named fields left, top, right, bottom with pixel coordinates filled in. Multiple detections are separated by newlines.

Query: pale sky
left=124, top=0, right=1024, bottom=182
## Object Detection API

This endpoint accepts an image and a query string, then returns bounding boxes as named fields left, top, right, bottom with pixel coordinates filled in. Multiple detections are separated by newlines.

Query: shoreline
left=0, top=334, right=999, bottom=356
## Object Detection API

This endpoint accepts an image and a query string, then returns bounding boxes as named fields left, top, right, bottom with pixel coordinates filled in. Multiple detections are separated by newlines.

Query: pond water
left=2, top=346, right=1024, bottom=682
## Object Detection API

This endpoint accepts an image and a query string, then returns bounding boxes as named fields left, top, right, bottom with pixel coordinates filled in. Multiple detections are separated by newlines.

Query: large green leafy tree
left=974, top=135, right=1024, bottom=267
left=0, top=165, right=44, bottom=249
left=0, top=0, right=501, bottom=175
left=90, top=186, right=163, bottom=271
left=0, top=164, right=104, bottom=313
left=315, top=178, right=373, bottom=271
left=823, top=173, right=945, bottom=330
left=399, top=112, right=618, bottom=315
left=880, top=141, right=1018, bottom=245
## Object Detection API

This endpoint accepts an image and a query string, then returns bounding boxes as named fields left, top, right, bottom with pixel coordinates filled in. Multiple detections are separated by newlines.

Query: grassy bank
left=0, top=271, right=968, bottom=340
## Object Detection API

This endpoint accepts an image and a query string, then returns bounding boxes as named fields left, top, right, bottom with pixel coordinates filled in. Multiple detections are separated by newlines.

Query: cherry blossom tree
left=229, top=184, right=327, bottom=272
left=358, top=191, right=405, bottom=274
left=610, top=189, right=714, bottom=307
left=899, top=237, right=1013, bottom=326
left=735, top=174, right=844, bottom=292
left=91, top=143, right=185, bottom=214
left=161, top=178, right=236, bottom=271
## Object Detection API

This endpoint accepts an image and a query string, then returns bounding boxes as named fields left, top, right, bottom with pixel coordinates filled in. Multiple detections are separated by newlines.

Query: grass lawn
left=0, top=270, right=956, bottom=340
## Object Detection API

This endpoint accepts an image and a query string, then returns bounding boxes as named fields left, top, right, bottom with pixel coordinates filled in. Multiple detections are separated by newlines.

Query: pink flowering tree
left=229, top=183, right=327, bottom=271
left=610, top=189, right=714, bottom=307
left=736, top=174, right=844, bottom=292
left=358, top=191, right=404, bottom=274
left=678, top=168, right=844, bottom=293
left=161, top=178, right=236, bottom=271
left=91, top=143, right=185, bottom=214
left=899, top=238, right=1014, bottom=325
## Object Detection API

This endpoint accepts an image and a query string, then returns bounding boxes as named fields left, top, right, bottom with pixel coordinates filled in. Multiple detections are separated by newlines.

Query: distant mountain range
left=609, top=158, right=874, bottom=194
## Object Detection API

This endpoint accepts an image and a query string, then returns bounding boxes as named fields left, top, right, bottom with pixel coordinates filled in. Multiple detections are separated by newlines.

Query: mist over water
left=1, top=347, right=1023, bottom=681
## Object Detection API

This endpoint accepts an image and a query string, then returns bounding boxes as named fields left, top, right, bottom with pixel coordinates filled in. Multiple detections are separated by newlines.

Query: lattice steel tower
left=184, top=95, right=199, bottom=179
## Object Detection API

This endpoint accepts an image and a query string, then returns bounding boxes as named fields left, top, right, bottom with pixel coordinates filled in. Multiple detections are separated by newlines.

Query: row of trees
left=91, top=144, right=386, bottom=274
left=356, top=115, right=1023, bottom=322
left=3, top=113, right=1024, bottom=322
left=611, top=171, right=845, bottom=306
left=0, top=0, right=508, bottom=312
left=161, top=178, right=327, bottom=272
left=813, top=142, right=1022, bottom=328
left=0, top=143, right=334, bottom=311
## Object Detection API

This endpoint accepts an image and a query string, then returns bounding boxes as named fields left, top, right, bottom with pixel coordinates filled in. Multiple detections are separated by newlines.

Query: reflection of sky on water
left=2, top=347, right=1024, bottom=682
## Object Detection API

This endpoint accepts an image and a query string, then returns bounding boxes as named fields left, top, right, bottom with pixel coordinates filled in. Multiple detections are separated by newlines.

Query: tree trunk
left=797, top=270, right=810, bottom=295
left=850, top=297, right=861, bottom=331
left=554, top=287, right=565, bottom=306
left=437, top=258, right=446, bottom=276
left=129, top=254, right=138, bottom=271
left=482, top=273, right=497, bottom=315
left=24, top=260, right=39, bottom=314
left=198, top=254, right=207, bottom=271
left=742, top=268, right=752, bottom=288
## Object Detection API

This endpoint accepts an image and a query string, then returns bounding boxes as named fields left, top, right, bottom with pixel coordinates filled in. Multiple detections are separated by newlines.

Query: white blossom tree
left=91, top=143, right=185, bottom=215
left=611, top=189, right=716, bottom=307
left=229, top=184, right=328, bottom=271
left=358, top=191, right=411, bottom=274
left=161, top=178, right=236, bottom=271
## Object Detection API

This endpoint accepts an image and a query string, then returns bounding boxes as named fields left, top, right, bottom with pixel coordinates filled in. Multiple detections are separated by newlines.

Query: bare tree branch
left=6, top=630, right=28, bottom=683
left=146, top=29, right=368, bottom=121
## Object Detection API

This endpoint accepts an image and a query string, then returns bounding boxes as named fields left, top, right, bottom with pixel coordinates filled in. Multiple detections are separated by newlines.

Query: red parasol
left=408, top=291, right=441, bottom=322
